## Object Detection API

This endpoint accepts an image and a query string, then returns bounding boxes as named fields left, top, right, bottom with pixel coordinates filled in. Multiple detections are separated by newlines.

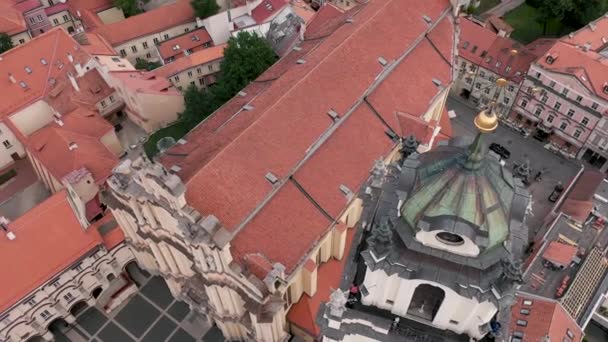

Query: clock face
left=435, top=232, right=465, bottom=246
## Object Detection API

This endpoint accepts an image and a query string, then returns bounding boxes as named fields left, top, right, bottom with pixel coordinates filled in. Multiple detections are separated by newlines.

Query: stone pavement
left=447, top=96, right=582, bottom=238
left=54, top=275, right=224, bottom=342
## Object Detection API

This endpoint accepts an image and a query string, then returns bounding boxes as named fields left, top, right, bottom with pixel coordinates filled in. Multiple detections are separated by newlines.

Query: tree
left=114, top=0, right=143, bottom=17
left=536, top=0, right=574, bottom=35
left=0, top=33, right=13, bottom=54
left=134, top=58, right=161, bottom=71
left=565, top=0, right=607, bottom=27
left=216, top=31, right=277, bottom=100
left=190, top=0, right=220, bottom=19
left=175, top=32, right=277, bottom=142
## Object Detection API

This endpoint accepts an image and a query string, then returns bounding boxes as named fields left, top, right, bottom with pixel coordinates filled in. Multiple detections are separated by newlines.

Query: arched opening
left=25, top=336, right=45, bottom=342
left=407, top=284, right=445, bottom=322
left=91, top=286, right=103, bottom=299
left=124, top=261, right=148, bottom=287
left=69, top=300, right=89, bottom=317
left=47, top=317, right=69, bottom=335
left=106, top=273, right=116, bottom=281
left=67, top=26, right=74, bottom=34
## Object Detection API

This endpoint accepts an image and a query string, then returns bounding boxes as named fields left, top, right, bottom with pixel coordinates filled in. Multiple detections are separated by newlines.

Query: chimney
left=67, top=53, right=74, bottom=63
left=68, top=72, right=80, bottom=91
left=68, top=142, right=78, bottom=150
left=8, top=73, right=15, bottom=83
left=0, top=217, right=15, bottom=240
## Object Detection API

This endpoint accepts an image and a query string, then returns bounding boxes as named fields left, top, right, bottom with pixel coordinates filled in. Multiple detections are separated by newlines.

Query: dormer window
left=603, top=84, right=608, bottom=94
left=435, top=232, right=464, bottom=246
left=546, top=55, right=555, bottom=64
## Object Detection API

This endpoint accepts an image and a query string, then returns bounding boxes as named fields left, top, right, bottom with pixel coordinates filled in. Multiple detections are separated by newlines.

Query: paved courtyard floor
left=54, top=274, right=223, bottom=342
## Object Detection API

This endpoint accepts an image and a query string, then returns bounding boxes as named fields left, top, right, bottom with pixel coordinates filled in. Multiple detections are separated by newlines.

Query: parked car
left=489, top=143, right=510, bottom=160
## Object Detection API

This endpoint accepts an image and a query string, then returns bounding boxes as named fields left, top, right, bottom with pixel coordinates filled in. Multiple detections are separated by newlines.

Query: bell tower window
left=436, top=232, right=465, bottom=246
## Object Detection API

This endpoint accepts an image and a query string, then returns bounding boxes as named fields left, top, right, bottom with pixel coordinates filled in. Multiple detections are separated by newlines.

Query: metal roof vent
left=177, top=138, right=187, bottom=145
left=243, top=104, right=254, bottom=111
left=423, top=15, right=432, bottom=24
left=68, top=142, right=78, bottom=150
left=378, top=57, right=388, bottom=66
left=19, top=81, right=28, bottom=89
left=327, top=109, right=339, bottom=121
left=346, top=18, right=354, bottom=23
left=170, top=165, right=182, bottom=173
left=24, top=66, right=32, bottom=74
left=265, top=172, right=279, bottom=184
left=339, top=184, right=352, bottom=197
left=238, top=91, right=247, bottom=97
left=293, top=46, right=302, bottom=51
left=296, top=59, right=306, bottom=64
left=40, top=58, right=47, bottom=65
left=432, top=78, right=442, bottom=87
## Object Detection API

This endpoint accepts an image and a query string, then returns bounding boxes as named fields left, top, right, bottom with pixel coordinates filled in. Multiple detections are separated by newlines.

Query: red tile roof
left=111, top=70, right=182, bottom=95
left=44, top=2, right=69, bottom=16
left=162, top=0, right=454, bottom=275
left=79, top=33, right=117, bottom=55
left=537, top=41, right=608, bottom=102
left=251, top=0, right=288, bottom=23
left=231, top=182, right=331, bottom=275
left=459, top=18, right=554, bottom=83
left=561, top=15, right=608, bottom=52
left=287, top=224, right=355, bottom=336
left=0, top=28, right=92, bottom=118
left=0, top=191, right=103, bottom=312
left=93, top=0, right=195, bottom=45
left=157, top=27, right=213, bottom=61
left=154, top=44, right=225, bottom=78
left=559, top=169, right=604, bottom=221
left=0, top=1, right=26, bottom=35
left=542, top=241, right=578, bottom=266
left=25, top=107, right=118, bottom=184
left=13, top=0, right=41, bottom=13
left=509, top=294, right=582, bottom=342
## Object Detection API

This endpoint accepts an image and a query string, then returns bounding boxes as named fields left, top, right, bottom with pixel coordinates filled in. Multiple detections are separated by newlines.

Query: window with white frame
left=592, top=102, right=599, bottom=110
left=475, top=83, right=481, bottom=90
left=64, top=292, right=75, bottom=303
left=562, top=88, right=569, bottom=96
left=503, top=97, right=510, bottom=104
left=40, top=310, right=52, bottom=320
left=534, top=107, right=542, bottom=116
left=547, top=115, right=554, bottom=123
left=567, top=109, right=575, bottom=117
left=508, top=85, right=515, bottom=92
left=541, top=95, right=548, bottom=103
left=521, top=99, right=528, bottom=107
left=549, top=81, right=555, bottom=88
left=554, top=102, right=562, bottom=110
left=574, top=129, right=582, bottom=139
left=576, top=95, right=583, bottom=102
left=2, top=140, right=11, bottom=149
left=582, top=117, right=589, bottom=126
left=484, top=88, right=490, bottom=94
left=560, top=122, right=568, bottom=130
left=101, top=100, right=107, bottom=108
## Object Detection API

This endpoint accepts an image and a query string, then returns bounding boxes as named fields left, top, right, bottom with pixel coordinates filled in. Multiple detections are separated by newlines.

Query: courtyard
left=447, top=97, right=582, bottom=238
left=46, top=274, right=222, bottom=342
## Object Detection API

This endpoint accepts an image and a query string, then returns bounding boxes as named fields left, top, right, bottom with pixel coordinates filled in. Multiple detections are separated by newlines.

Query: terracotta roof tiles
left=154, top=44, right=225, bottom=78
left=0, top=191, right=103, bottom=312
left=509, top=294, right=582, bottom=342
left=251, top=0, right=288, bottom=23
left=162, top=0, right=455, bottom=275
left=93, top=0, right=195, bottom=45
left=0, top=27, right=91, bottom=118
left=157, top=27, right=213, bottom=61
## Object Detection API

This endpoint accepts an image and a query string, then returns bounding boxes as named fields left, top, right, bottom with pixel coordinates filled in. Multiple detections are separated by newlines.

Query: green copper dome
left=400, top=133, right=517, bottom=252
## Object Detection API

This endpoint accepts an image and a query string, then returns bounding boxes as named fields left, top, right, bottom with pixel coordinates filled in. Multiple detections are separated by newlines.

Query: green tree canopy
left=134, top=58, right=162, bottom=71
left=180, top=31, right=277, bottom=126
left=114, top=0, right=143, bottom=17
left=0, top=33, right=13, bottom=54
left=190, top=0, right=220, bottom=19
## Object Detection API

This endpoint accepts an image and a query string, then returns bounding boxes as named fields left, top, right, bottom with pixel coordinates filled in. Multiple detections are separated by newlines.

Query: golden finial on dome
left=474, top=108, right=498, bottom=133
left=496, top=77, right=508, bottom=88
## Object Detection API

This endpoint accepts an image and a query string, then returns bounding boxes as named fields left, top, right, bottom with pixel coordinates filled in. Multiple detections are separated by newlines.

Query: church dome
left=399, top=143, right=516, bottom=251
